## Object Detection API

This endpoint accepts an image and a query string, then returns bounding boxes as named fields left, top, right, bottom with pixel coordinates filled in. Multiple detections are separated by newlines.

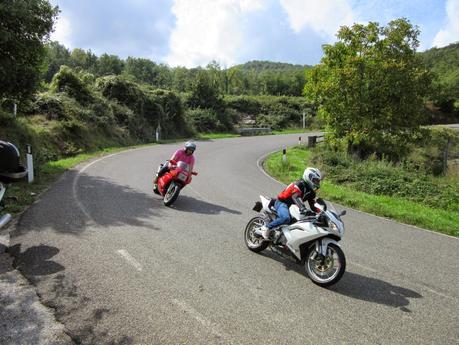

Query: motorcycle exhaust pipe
left=0, top=214, right=12, bottom=229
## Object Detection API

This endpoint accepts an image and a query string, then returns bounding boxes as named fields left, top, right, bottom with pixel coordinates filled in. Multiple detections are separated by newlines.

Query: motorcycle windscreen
left=176, top=161, right=191, bottom=172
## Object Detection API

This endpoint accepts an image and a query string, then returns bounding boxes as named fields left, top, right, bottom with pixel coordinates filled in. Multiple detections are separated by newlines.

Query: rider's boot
left=259, top=225, right=272, bottom=241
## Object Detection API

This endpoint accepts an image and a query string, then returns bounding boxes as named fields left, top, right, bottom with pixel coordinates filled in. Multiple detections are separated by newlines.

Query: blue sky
left=50, top=0, right=459, bottom=68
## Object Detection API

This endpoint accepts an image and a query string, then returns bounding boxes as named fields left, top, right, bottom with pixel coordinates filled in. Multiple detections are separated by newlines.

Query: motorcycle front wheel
left=163, top=182, right=181, bottom=206
left=305, top=243, right=346, bottom=287
left=244, top=216, right=269, bottom=253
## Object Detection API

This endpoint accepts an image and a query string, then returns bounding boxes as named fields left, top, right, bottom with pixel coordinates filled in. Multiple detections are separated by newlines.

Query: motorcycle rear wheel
left=305, top=243, right=345, bottom=287
left=244, top=216, right=269, bottom=253
left=163, top=182, right=181, bottom=206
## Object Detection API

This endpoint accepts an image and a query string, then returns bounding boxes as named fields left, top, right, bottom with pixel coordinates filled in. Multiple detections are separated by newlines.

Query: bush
left=96, top=75, right=144, bottom=110
left=225, top=95, right=314, bottom=129
left=32, top=92, right=67, bottom=120
left=310, top=145, right=459, bottom=212
left=185, top=108, right=219, bottom=133
left=50, top=66, right=93, bottom=105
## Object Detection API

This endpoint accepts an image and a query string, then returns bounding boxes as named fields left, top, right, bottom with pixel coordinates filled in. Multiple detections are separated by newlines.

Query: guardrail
left=236, top=127, right=272, bottom=136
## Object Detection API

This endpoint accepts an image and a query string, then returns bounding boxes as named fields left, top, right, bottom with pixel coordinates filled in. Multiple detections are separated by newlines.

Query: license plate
left=178, top=172, right=187, bottom=181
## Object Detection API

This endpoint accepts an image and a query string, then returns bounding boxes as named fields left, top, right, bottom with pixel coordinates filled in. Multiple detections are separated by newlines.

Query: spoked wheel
left=244, top=216, right=269, bottom=253
left=305, top=243, right=346, bottom=287
left=163, top=182, right=181, bottom=206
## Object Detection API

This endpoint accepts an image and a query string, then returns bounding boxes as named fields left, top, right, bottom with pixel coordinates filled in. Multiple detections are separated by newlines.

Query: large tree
left=0, top=0, right=58, bottom=100
left=304, top=19, right=432, bottom=160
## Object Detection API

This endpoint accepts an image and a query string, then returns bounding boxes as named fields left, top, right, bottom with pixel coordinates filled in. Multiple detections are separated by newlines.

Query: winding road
left=9, top=134, right=459, bottom=345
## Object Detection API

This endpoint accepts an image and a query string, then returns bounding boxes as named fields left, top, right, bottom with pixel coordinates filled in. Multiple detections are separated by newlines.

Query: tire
left=163, top=182, right=181, bottom=206
left=244, top=216, right=269, bottom=253
left=305, top=242, right=346, bottom=287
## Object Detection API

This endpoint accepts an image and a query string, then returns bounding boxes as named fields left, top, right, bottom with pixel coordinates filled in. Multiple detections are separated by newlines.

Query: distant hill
left=234, top=60, right=310, bottom=72
left=420, top=42, right=459, bottom=100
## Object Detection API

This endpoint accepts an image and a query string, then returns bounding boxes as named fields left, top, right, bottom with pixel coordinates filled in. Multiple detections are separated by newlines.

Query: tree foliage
left=0, top=0, right=58, bottom=100
left=304, top=19, right=432, bottom=160
left=420, top=42, right=459, bottom=112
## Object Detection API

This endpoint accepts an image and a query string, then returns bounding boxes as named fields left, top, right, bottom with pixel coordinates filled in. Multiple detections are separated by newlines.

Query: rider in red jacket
left=260, top=167, right=322, bottom=240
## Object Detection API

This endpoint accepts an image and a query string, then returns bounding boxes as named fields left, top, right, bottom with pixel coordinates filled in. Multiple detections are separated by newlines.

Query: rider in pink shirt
left=170, top=147, right=195, bottom=170
left=154, top=141, right=196, bottom=182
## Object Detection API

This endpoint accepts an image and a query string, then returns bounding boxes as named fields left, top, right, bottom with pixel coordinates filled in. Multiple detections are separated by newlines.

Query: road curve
left=10, top=134, right=459, bottom=345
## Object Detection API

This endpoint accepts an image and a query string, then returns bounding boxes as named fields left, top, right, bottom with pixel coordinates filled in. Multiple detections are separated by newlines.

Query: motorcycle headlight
left=329, top=221, right=342, bottom=236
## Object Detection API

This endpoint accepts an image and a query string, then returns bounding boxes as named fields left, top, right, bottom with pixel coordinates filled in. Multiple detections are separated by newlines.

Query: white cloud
left=50, top=14, right=72, bottom=47
left=280, top=0, right=355, bottom=37
left=433, top=0, right=459, bottom=47
left=165, top=0, right=265, bottom=67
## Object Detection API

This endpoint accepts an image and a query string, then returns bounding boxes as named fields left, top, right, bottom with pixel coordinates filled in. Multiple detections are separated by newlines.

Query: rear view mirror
left=339, top=210, right=346, bottom=217
left=192, top=172, right=198, bottom=176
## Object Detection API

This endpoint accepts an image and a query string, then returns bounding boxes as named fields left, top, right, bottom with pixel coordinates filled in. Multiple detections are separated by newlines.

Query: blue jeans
left=267, top=200, right=290, bottom=229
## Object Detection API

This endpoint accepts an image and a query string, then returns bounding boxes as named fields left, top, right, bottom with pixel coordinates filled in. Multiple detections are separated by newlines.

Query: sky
left=50, top=0, right=459, bottom=68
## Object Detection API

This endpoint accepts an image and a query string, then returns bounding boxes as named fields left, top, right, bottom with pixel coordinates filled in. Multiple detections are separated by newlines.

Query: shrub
left=185, top=108, right=220, bottom=133
left=50, top=66, right=93, bottom=104
left=310, top=145, right=459, bottom=212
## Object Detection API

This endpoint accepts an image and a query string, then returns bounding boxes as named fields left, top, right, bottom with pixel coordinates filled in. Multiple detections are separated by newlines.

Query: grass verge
left=264, top=147, right=459, bottom=237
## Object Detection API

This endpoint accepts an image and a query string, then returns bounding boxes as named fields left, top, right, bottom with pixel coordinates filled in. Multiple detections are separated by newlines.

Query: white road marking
left=72, top=147, right=153, bottom=224
left=172, top=299, right=235, bottom=344
left=423, top=287, right=455, bottom=300
left=117, top=249, right=143, bottom=271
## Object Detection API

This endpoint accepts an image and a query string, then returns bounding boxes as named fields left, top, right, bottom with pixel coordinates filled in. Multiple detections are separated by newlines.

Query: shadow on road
left=13, top=172, right=164, bottom=236
left=328, top=272, right=422, bottom=312
left=171, top=195, right=242, bottom=215
left=261, top=249, right=422, bottom=311
left=9, top=244, right=65, bottom=276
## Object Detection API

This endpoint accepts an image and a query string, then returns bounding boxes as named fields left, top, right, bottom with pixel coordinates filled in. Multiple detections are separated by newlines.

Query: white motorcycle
left=244, top=196, right=347, bottom=287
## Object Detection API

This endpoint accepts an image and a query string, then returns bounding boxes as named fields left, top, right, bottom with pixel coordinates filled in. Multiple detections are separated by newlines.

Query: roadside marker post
left=299, top=136, right=302, bottom=146
left=282, top=148, right=287, bottom=164
left=26, top=144, right=34, bottom=183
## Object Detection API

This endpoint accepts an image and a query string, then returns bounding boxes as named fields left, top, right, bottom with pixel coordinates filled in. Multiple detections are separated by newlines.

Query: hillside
left=234, top=60, right=310, bottom=72
left=420, top=42, right=459, bottom=107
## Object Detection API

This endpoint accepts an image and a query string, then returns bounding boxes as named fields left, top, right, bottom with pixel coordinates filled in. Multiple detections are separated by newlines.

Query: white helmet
left=302, top=167, right=322, bottom=190
left=184, top=141, right=196, bottom=152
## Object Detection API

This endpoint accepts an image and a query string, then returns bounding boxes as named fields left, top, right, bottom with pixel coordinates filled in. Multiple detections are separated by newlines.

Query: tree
left=96, top=54, right=124, bottom=76
left=43, top=41, right=71, bottom=83
left=304, top=19, right=432, bottom=160
left=187, top=70, right=224, bottom=111
left=69, top=48, right=98, bottom=73
left=0, top=0, right=58, bottom=100
left=124, top=57, right=158, bottom=85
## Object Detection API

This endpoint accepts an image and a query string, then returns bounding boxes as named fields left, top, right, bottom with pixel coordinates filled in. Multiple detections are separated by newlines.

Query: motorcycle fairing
left=282, top=224, right=329, bottom=260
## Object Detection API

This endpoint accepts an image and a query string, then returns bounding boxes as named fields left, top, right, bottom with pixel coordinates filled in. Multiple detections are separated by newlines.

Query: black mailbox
left=0, top=141, right=27, bottom=183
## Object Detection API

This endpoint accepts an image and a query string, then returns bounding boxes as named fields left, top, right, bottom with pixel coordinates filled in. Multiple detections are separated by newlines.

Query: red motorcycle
left=153, top=160, right=197, bottom=206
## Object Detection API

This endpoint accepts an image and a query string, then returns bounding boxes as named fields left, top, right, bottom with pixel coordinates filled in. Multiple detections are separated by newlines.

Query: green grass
left=272, top=128, right=310, bottom=135
left=264, top=146, right=459, bottom=237
left=197, top=132, right=241, bottom=139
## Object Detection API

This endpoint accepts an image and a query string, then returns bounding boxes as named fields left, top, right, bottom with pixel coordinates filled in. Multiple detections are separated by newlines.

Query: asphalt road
left=10, top=133, right=459, bottom=345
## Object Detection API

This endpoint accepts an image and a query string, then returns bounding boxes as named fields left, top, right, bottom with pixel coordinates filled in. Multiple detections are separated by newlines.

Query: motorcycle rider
left=259, top=167, right=322, bottom=240
left=154, top=141, right=196, bottom=183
